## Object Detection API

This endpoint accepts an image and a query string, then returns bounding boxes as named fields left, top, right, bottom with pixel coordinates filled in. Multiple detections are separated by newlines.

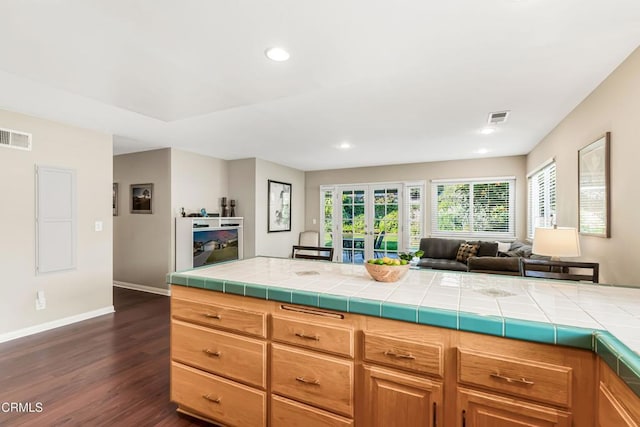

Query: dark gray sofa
left=417, top=238, right=499, bottom=271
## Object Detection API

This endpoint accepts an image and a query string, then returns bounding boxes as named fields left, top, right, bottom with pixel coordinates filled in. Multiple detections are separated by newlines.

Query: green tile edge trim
left=595, top=332, right=640, bottom=398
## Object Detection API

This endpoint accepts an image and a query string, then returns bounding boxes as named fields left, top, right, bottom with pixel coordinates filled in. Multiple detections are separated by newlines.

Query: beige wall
left=229, top=158, right=257, bottom=258
left=113, top=149, right=171, bottom=289
left=255, top=159, right=306, bottom=258
left=527, top=46, right=640, bottom=286
left=0, top=109, right=113, bottom=337
left=305, top=156, right=527, bottom=239
left=170, top=149, right=229, bottom=269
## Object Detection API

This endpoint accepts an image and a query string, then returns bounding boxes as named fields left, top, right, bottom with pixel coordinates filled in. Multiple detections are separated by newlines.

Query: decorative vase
left=221, top=197, right=229, bottom=217
left=230, top=199, right=236, bottom=217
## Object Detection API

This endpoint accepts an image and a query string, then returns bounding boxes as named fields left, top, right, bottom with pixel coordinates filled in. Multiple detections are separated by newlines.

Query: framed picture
left=578, top=132, right=610, bottom=237
left=113, top=183, right=118, bottom=216
left=130, top=183, right=153, bottom=214
left=268, top=180, right=291, bottom=232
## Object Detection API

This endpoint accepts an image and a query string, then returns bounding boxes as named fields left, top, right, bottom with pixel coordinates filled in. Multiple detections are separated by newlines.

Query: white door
left=337, top=184, right=402, bottom=264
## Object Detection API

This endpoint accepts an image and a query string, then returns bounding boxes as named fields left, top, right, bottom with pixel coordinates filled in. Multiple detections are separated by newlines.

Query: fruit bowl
left=364, top=262, right=410, bottom=283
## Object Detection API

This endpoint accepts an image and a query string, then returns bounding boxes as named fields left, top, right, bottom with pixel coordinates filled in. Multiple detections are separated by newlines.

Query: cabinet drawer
left=271, top=395, right=354, bottom=427
left=457, top=348, right=572, bottom=407
left=171, top=320, right=266, bottom=389
left=363, top=332, right=443, bottom=377
left=171, top=361, right=266, bottom=427
left=271, top=315, right=354, bottom=358
left=271, top=343, right=354, bottom=417
left=172, top=297, right=266, bottom=337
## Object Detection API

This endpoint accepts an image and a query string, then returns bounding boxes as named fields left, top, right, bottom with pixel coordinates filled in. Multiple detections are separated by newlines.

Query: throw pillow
left=456, top=243, right=479, bottom=263
left=495, top=241, right=511, bottom=253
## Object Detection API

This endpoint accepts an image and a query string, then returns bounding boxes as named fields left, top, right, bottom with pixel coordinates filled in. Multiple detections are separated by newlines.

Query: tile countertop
left=167, top=256, right=640, bottom=397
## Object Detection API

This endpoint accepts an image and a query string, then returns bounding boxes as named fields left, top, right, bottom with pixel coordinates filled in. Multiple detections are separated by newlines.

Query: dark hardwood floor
left=0, top=287, right=214, bottom=427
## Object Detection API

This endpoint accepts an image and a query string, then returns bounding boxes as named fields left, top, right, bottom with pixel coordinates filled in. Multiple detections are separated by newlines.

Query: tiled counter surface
left=168, top=256, right=640, bottom=397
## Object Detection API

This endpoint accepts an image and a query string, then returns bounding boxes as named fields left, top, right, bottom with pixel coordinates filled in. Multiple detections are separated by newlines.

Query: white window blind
left=319, top=186, right=336, bottom=247
left=431, top=177, right=515, bottom=239
left=404, top=183, right=424, bottom=251
left=527, top=162, right=556, bottom=239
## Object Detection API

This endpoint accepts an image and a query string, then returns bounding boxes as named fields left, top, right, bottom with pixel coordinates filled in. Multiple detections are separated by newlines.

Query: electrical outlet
left=36, top=290, right=46, bottom=310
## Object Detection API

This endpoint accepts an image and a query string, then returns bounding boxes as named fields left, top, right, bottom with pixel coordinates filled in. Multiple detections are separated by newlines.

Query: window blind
left=527, top=162, right=556, bottom=238
left=431, top=178, right=515, bottom=239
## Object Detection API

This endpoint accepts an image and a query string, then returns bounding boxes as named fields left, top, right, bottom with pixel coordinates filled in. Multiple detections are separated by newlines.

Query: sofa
left=417, top=238, right=499, bottom=271
left=417, top=238, right=541, bottom=276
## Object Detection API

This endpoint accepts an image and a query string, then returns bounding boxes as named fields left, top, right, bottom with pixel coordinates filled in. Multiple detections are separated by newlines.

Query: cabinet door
left=457, top=388, right=571, bottom=427
left=598, top=382, right=639, bottom=427
left=362, top=365, right=442, bottom=427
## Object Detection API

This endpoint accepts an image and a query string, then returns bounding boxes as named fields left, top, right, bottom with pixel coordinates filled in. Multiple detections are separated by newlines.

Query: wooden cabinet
left=171, top=320, right=266, bottom=388
left=456, top=331, right=596, bottom=427
left=597, top=359, right=640, bottom=426
left=457, top=388, right=571, bottom=427
left=171, top=362, right=266, bottom=427
left=271, top=395, right=354, bottom=427
left=363, top=365, right=442, bottom=427
left=170, top=287, right=268, bottom=426
left=169, top=285, right=640, bottom=427
left=271, top=343, right=354, bottom=417
left=360, top=318, right=447, bottom=426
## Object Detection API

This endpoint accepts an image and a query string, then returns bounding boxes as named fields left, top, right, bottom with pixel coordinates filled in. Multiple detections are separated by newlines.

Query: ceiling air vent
left=0, top=127, right=32, bottom=151
left=487, top=111, right=510, bottom=125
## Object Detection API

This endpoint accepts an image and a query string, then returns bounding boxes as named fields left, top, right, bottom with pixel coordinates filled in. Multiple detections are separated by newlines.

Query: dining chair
left=373, top=231, right=386, bottom=258
left=292, top=245, right=334, bottom=261
left=519, top=258, right=599, bottom=283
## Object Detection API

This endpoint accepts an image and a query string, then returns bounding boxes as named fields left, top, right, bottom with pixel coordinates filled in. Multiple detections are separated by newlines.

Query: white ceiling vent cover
left=488, top=111, right=510, bottom=125
left=0, top=127, right=32, bottom=151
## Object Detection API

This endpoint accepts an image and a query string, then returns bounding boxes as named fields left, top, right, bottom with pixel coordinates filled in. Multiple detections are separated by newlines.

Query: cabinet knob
left=202, top=394, right=221, bottom=404
left=490, top=372, right=535, bottom=385
left=295, top=376, right=321, bottom=386
left=295, top=332, right=320, bottom=341
left=384, top=350, right=416, bottom=360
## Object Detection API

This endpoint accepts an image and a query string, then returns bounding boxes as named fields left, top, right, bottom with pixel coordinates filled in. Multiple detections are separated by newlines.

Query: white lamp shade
left=532, top=227, right=581, bottom=258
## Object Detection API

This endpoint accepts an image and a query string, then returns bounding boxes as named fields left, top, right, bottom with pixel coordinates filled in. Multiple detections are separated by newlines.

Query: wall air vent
left=488, top=111, right=510, bottom=125
left=0, top=127, right=32, bottom=151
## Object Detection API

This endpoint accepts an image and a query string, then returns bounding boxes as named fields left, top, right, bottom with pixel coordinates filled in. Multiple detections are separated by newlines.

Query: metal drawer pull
left=490, top=372, right=535, bottom=385
left=202, top=394, right=221, bottom=404
left=202, top=349, right=221, bottom=357
left=295, top=376, right=320, bottom=385
left=203, top=313, right=221, bottom=319
left=295, top=332, right=320, bottom=341
left=384, top=350, right=416, bottom=360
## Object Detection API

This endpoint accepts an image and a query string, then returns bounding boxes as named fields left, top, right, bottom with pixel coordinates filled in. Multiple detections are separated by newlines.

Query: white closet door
left=36, top=166, right=76, bottom=274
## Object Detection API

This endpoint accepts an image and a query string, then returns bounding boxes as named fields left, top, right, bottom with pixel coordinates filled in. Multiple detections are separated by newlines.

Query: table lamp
left=532, top=227, right=581, bottom=261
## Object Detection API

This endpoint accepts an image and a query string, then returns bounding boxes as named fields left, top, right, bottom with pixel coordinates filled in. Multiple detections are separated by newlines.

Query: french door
left=337, top=184, right=402, bottom=264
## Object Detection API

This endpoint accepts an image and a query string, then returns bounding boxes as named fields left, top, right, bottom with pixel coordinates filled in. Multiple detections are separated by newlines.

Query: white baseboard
left=0, top=306, right=115, bottom=344
left=113, top=281, right=171, bottom=296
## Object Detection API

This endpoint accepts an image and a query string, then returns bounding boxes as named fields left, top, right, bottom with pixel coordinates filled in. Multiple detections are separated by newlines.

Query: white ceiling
left=1, top=1, right=640, bottom=171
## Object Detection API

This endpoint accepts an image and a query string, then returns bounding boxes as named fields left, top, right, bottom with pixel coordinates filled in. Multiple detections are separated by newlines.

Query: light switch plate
left=95, top=221, right=103, bottom=232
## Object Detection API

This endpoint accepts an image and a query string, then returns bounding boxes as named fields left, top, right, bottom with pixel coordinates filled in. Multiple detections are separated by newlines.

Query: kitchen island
left=168, top=257, right=640, bottom=426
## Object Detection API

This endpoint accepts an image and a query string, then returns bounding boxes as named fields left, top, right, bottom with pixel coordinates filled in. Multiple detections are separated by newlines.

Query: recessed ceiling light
left=480, top=127, right=496, bottom=135
left=338, top=142, right=352, bottom=150
left=265, top=47, right=290, bottom=62
left=476, top=148, right=489, bottom=154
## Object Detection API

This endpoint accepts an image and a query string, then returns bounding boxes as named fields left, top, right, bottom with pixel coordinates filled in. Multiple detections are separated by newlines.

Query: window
left=320, top=186, right=335, bottom=247
left=431, top=177, right=515, bottom=239
left=528, top=161, right=556, bottom=239
left=404, top=183, right=424, bottom=251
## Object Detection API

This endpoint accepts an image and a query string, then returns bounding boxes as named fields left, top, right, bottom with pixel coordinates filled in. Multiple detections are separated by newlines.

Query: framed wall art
left=578, top=132, right=610, bottom=237
left=130, top=183, right=153, bottom=214
left=268, top=180, right=291, bottom=232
